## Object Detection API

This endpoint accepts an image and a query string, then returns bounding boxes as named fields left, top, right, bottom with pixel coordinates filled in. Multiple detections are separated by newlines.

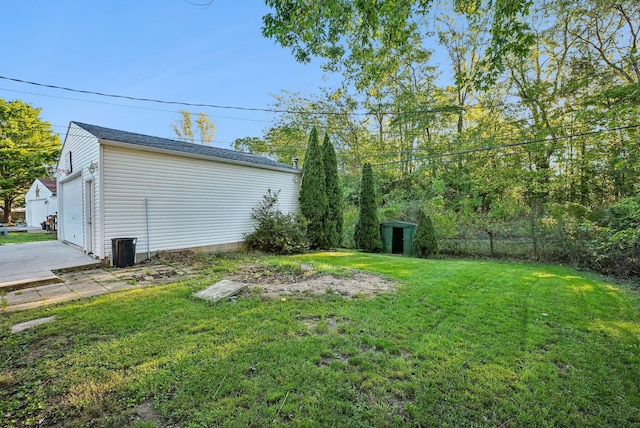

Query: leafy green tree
left=262, top=0, right=534, bottom=87
left=300, top=127, right=328, bottom=249
left=414, top=210, right=438, bottom=258
left=322, top=133, right=342, bottom=247
left=0, top=98, right=60, bottom=224
left=172, top=110, right=216, bottom=145
left=232, top=137, right=270, bottom=157
left=354, top=163, right=382, bottom=252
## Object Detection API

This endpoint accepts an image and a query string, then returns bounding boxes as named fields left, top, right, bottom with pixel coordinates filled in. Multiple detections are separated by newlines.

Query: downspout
left=145, top=198, right=151, bottom=261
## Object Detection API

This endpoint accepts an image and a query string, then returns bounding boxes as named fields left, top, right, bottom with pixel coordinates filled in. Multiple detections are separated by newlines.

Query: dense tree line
left=241, top=0, right=640, bottom=277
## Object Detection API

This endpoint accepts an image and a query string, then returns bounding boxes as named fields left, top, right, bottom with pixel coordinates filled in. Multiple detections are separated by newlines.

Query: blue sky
left=2, top=1, right=339, bottom=148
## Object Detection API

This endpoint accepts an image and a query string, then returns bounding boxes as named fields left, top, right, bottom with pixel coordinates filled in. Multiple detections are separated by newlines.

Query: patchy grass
left=1, top=251, right=639, bottom=427
left=0, top=232, right=57, bottom=245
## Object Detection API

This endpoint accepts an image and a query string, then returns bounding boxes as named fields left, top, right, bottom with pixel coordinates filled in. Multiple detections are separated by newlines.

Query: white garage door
left=61, top=177, right=83, bottom=247
left=27, top=200, right=48, bottom=227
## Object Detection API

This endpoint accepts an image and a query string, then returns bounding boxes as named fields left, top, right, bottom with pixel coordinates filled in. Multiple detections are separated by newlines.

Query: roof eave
left=98, top=139, right=301, bottom=174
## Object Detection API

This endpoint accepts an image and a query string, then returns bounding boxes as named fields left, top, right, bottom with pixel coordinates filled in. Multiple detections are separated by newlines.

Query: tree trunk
left=2, top=198, right=12, bottom=224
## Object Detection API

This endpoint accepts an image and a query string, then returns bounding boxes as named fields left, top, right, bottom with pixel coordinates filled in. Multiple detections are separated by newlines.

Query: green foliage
left=244, top=189, right=309, bottom=254
left=0, top=98, right=60, bottom=224
left=414, top=210, right=438, bottom=257
left=232, top=136, right=269, bottom=156
left=354, top=164, right=382, bottom=252
left=591, top=193, right=640, bottom=277
left=300, top=127, right=329, bottom=249
left=262, top=0, right=534, bottom=89
left=254, top=1, right=640, bottom=278
left=322, top=133, right=342, bottom=248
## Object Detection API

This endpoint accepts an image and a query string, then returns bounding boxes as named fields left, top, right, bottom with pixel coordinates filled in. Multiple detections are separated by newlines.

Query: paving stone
left=5, top=263, right=191, bottom=312
left=42, top=295, right=80, bottom=305
left=102, top=281, right=135, bottom=292
left=4, top=288, right=41, bottom=305
left=112, top=270, right=137, bottom=278
left=4, top=301, right=47, bottom=312
left=69, top=279, right=105, bottom=292
left=35, top=283, right=73, bottom=298
left=11, top=316, right=56, bottom=333
left=82, top=268, right=109, bottom=275
left=194, top=280, right=248, bottom=302
left=75, top=288, right=109, bottom=298
left=86, top=272, right=118, bottom=282
left=61, top=272, right=88, bottom=281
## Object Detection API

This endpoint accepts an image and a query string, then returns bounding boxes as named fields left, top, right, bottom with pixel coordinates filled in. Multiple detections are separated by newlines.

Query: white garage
left=56, top=122, right=301, bottom=264
left=59, top=175, right=83, bottom=246
left=25, top=178, right=57, bottom=228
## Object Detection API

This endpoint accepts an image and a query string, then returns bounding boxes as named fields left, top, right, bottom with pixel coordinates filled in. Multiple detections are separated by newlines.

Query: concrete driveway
left=0, top=241, right=100, bottom=290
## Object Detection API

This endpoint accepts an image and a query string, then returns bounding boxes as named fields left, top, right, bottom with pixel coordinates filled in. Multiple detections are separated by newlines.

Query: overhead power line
left=0, top=75, right=351, bottom=115
left=0, top=74, right=552, bottom=117
left=344, top=123, right=640, bottom=170
left=0, top=87, right=273, bottom=124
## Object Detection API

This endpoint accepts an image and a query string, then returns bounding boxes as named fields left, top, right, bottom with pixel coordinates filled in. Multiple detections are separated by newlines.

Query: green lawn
left=1, top=251, right=639, bottom=427
left=0, top=232, right=57, bottom=245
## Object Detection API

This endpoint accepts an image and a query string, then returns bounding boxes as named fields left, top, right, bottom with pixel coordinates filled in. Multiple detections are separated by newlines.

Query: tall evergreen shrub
left=322, top=133, right=342, bottom=248
left=414, top=210, right=438, bottom=257
left=299, top=127, right=328, bottom=249
left=354, top=163, right=383, bottom=252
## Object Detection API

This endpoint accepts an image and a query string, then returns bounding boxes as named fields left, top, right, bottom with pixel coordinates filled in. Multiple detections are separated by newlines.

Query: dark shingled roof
left=71, top=122, right=298, bottom=172
left=38, top=178, right=57, bottom=194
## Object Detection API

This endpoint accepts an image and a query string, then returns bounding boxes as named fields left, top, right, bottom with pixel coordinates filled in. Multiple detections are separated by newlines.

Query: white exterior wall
left=102, top=145, right=300, bottom=261
left=56, top=123, right=102, bottom=256
left=25, top=180, right=57, bottom=227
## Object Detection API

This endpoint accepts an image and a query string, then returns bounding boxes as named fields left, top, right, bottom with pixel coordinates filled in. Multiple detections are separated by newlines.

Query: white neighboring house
left=25, top=178, right=58, bottom=227
left=56, top=122, right=301, bottom=264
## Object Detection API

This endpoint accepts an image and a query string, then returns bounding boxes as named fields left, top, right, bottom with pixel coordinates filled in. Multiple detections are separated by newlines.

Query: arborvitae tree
left=354, top=163, right=383, bottom=252
left=322, top=133, right=342, bottom=248
left=414, top=210, right=438, bottom=258
left=299, top=127, right=328, bottom=249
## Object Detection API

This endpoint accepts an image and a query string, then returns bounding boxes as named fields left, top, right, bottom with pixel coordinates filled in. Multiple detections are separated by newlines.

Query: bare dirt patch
left=129, top=400, right=174, bottom=427
left=26, top=334, right=73, bottom=363
left=231, top=263, right=396, bottom=299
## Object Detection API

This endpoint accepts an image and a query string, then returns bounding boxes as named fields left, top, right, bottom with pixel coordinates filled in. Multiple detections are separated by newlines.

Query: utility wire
left=341, top=123, right=640, bottom=170
left=0, top=75, right=358, bottom=115
left=0, top=74, right=573, bottom=117
left=0, top=87, right=273, bottom=124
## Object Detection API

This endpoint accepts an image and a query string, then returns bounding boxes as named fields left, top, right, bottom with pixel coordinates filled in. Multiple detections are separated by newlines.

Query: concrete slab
left=68, top=279, right=106, bottom=293
left=11, top=316, right=56, bottom=333
left=194, top=280, right=248, bottom=302
left=35, top=283, right=73, bottom=298
left=2, top=263, right=190, bottom=312
left=86, top=272, right=119, bottom=282
left=4, top=288, right=41, bottom=305
left=0, top=241, right=99, bottom=291
left=102, top=281, right=135, bottom=292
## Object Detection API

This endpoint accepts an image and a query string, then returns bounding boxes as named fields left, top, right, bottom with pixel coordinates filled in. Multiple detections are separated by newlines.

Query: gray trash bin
left=111, top=238, right=137, bottom=267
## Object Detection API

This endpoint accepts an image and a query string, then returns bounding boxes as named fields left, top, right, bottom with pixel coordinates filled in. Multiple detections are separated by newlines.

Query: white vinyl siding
left=102, top=145, right=300, bottom=258
left=25, top=180, right=57, bottom=227
left=57, top=123, right=102, bottom=255
left=60, top=176, right=83, bottom=246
